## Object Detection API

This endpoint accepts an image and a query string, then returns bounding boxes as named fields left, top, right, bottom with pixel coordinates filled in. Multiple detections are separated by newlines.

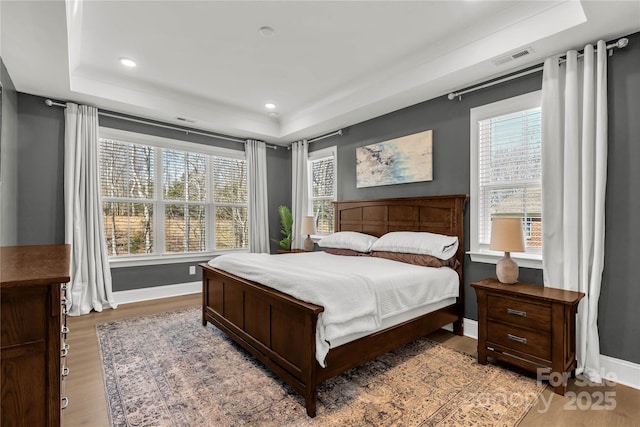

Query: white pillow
left=371, top=231, right=458, bottom=260
left=317, top=231, right=378, bottom=253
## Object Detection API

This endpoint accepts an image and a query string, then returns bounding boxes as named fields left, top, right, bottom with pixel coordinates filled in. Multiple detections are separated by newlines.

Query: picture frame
left=356, top=129, right=433, bottom=188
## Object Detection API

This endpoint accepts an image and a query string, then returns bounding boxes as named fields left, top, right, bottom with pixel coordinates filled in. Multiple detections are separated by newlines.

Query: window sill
left=108, top=250, right=248, bottom=268
left=468, top=250, right=542, bottom=270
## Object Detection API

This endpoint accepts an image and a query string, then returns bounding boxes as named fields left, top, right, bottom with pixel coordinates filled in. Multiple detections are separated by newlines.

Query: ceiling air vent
left=492, top=47, right=535, bottom=66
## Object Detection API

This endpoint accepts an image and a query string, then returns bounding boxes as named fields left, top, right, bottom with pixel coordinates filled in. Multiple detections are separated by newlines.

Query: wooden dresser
left=1, top=244, right=71, bottom=427
left=471, top=278, right=584, bottom=395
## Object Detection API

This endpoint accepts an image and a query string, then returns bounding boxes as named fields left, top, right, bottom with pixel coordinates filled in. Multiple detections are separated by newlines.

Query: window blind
left=478, top=107, right=542, bottom=249
left=310, top=155, right=335, bottom=234
left=100, top=140, right=155, bottom=255
left=211, top=156, right=248, bottom=249
left=99, top=135, right=248, bottom=256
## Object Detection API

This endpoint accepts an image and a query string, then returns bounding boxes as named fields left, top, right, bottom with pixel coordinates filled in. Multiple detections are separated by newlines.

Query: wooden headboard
left=334, top=194, right=469, bottom=272
left=334, top=194, right=468, bottom=329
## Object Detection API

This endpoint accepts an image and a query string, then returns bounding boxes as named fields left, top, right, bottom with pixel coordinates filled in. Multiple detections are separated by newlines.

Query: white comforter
left=208, top=252, right=458, bottom=366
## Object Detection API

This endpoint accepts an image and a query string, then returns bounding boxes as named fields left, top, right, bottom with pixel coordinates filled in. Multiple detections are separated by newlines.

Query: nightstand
left=471, top=278, right=584, bottom=395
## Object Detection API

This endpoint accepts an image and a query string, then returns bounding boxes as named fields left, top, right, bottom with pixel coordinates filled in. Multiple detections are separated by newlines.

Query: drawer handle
left=507, top=333, right=527, bottom=345
left=507, top=308, right=527, bottom=317
left=61, top=396, right=69, bottom=410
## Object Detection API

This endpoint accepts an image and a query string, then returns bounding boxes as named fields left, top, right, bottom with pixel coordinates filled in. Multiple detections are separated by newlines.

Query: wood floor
left=63, top=294, right=639, bottom=426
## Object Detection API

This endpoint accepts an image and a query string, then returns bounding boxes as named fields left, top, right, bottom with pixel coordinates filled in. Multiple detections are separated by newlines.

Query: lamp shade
left=489, top=217, right=524, bottom=252
left=300, top=216, right=315, bottom=236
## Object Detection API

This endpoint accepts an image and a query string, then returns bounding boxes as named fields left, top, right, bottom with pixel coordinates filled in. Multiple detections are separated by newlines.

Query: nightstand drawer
left=488, top=295, right=551, bottom=331
left=472, top=278, right=585, bottom=396
left=488, top=322, right=551, bottom=360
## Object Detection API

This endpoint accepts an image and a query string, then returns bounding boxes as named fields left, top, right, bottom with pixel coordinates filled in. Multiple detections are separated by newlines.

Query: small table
left=471, top=278, right=584, bottom=395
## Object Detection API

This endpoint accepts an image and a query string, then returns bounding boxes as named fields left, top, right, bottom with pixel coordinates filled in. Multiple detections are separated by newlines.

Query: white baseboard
left=444, top=317, right=638, bottom=390
left=113, top=281, right=201, bottom=305
left=600, top=354, right=640, bottom=390
left=442, top=318, right=478, bottom=340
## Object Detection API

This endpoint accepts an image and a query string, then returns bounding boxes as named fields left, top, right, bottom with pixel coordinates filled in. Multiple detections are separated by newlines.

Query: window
left=99, top=128, right=247, bottom=263
left=308, top=146, right=337, bottom=234
left=470, top=91, right=542, bottom=268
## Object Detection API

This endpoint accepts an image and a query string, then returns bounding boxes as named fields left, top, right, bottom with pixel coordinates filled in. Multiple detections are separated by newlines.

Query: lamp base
left=303, top=235, right=314, bottom=252
left=496, top=252, right=519, bottom=284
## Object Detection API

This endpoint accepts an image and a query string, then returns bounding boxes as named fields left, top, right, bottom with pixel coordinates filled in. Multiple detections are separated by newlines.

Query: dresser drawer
left=488, top=321, right=551, bottom=361
left=1, top=288, right=48, bottom=347
left=488, top=295, right=551, bottom=331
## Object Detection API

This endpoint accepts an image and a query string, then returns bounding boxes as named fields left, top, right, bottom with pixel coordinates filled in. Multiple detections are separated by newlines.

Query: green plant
left=271, top=205, right=293, bottom=250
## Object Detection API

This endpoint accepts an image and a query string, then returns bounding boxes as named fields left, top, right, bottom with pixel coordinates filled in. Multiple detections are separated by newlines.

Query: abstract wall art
left=356, top=130, right=433, bottom=188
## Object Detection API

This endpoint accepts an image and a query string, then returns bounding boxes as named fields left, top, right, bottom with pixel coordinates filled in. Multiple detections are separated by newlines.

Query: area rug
left=97, top=307, right=545, bottom=426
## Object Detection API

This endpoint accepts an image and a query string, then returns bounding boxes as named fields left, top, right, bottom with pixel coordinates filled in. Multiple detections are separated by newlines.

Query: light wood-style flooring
left=63, top=294, right=640, bottom=426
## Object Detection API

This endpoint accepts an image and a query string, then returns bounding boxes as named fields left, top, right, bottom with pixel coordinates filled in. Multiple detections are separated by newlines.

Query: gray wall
left=310, top=31, right=640, bottom=364
left=10, top=31, right=638, bottom=364
left=599, top=32, right=640, bottom=363
left=16, top=93, right=66, bottom=245
left=0, top=57, right=19, bottom=245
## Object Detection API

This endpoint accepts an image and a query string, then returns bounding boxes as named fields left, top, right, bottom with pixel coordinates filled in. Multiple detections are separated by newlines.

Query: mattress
left=209, top=251, right=459, bottom=365
left=277, top=251, right=459, bottom=319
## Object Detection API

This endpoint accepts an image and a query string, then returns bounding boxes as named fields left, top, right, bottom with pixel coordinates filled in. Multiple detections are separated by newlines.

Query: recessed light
left=258, top=26, right=275, bottom=37
left=120, top=58, right=137, bottom=67
left=265, top=103, right=276, bottom=110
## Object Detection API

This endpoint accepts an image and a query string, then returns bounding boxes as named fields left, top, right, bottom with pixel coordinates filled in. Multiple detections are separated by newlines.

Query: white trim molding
left=468, top=250, right=542, bottom=269
left=443, top=318, right=478, bottom=340
left=600, top=354, right=640, bottom=390
left=113, top=281, right=201, bottom=305
left=469, top=91, right=543, bottom=270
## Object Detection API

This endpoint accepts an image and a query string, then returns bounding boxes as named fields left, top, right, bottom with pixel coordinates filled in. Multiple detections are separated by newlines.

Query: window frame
left=99, top=127, right=248, bottom=268
left=469, top=91, right=543, bottom=269
left=307, top=145, right=337, bottom=237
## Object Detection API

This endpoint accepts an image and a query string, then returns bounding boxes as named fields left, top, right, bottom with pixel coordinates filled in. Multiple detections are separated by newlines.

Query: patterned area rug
left=97, top=308, right=545, bottom=426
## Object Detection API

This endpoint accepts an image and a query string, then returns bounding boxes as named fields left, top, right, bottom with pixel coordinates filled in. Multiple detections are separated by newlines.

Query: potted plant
left=272, top=205, right=293, bottom=251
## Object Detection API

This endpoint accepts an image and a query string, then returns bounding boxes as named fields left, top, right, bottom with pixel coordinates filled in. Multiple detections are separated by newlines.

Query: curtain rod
left=287, top=129, right=343, bottom=150
left=44, top=99, right=278, bottom=150
left=448, top=37, right=629, bottom=101
left=308, top=129, right=343, bottom=143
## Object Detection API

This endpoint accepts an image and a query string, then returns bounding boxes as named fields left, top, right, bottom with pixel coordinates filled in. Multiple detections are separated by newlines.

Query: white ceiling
left=2, top=1, right=639, bottom=145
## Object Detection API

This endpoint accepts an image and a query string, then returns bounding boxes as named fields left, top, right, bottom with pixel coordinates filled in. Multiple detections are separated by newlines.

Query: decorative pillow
left=370, top=231, right=458, bottom=260
left=324, top=248, right=371, bottom=257
left=371, top=251, right=460, bottom=269
left=317, top=231, right=378, bottom=253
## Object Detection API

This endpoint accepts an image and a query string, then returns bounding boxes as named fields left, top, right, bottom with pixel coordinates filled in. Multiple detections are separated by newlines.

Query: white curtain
left=541, top=41, right=608, bottom=382
left=64, top=103, right=117, bottom=315
left=246, top=139, right=270, bottom=253
left=291, top=140, right=309, bottom=250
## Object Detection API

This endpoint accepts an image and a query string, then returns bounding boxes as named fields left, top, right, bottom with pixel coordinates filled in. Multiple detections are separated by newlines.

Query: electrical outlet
left=189, top=265, right=196, bottom=275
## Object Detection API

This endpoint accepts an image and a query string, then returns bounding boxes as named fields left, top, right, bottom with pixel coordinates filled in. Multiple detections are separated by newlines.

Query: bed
left=200, top=194, right=468, bottom=417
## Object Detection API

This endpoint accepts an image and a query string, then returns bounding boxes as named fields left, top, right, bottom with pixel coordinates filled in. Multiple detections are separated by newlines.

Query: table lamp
left=300, top=216, right=316, bottom=252
left=489, top=217, right=525, bottom=284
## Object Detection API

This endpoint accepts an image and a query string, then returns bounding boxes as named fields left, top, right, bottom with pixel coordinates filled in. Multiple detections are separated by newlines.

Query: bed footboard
left=201, top=264, right=324, bottom=417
